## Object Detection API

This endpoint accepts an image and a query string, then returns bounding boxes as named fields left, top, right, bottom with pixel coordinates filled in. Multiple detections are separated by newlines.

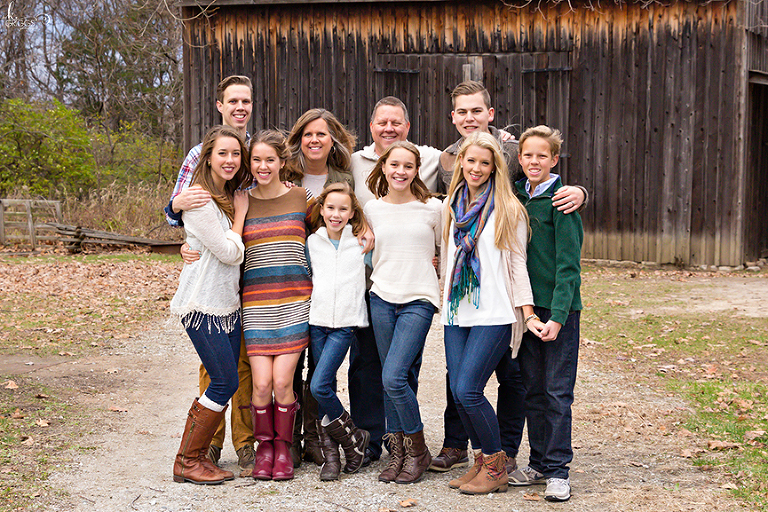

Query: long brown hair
left=442, top=131, right=528, bottom=252
left=284, top=109, right=356, bottom=183
left=191, top=125, right=252, bottom=221
left=366, top=141, right=431, bottom=203
left=308, top=181, right=368, bottom=236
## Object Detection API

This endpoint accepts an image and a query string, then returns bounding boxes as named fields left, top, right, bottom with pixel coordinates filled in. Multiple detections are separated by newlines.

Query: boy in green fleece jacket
left=509, top=125, right=583, bottom=503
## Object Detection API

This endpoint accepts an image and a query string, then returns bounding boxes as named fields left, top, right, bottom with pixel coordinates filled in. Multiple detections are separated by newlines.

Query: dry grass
left=61, top=182, right=183, bottom=241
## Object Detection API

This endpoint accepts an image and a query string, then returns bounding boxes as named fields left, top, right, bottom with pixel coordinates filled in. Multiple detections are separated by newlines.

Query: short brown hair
left=450, top=80, right=491, bottom=109
left=370, top=96, right=409, bottom=124
left=366, top=141, right=431, bottom=203
left=518, top=125, right=563, bottom=157
left=216, top=75, right=253, bottom=103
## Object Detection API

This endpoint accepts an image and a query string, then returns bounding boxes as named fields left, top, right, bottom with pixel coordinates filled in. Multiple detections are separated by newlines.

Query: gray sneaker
left=544, top=477, right=571, bottom=502
left=509, top=465, right=546, bottom=486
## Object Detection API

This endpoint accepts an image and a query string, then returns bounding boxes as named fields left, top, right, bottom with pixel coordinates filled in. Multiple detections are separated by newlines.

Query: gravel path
left=43, top=315, right=741, bottom=512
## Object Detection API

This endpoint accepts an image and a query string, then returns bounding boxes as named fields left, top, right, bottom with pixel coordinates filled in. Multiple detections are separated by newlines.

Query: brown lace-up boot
left=378, top=432, right=404, bottom=483
left=395, top=430, right=431, bottom=484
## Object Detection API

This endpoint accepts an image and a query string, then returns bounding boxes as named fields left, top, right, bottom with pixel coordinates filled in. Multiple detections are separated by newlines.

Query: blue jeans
left=518, top=308, right=580, bottom=479
left=185, top=314, right=242, bottom=407
left=310, top=326, right=355, bottom=420
left=444, top=324, right=512, bottom=455
left=370, top=292, right=434, bottom=435
left=442, top=347, right=526, bottom=456
left=348, top=295, right=423, bottom=457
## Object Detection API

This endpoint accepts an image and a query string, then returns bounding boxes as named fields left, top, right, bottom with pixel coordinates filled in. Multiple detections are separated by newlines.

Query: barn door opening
left=373, top=52, right=571, bottom=156
left=745, top=79, right=768, bottom=260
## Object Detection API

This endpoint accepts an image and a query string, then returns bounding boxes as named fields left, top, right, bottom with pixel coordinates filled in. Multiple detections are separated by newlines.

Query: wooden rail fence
left=0, top=199, right=62, bottom=249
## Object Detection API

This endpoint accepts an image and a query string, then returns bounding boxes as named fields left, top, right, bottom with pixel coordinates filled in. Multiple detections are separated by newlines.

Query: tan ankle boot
left=449, top=450, right=483, bottom=489
left=459, top=451, right=509, bottom=495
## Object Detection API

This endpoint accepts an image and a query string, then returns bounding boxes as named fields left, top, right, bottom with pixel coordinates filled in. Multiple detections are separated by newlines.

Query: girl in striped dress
left=242, top=130, right=313, bottom=482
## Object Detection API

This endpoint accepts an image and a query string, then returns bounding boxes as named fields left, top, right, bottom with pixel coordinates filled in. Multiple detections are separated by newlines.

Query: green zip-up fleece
left=515, top=176, right=583, bottom=325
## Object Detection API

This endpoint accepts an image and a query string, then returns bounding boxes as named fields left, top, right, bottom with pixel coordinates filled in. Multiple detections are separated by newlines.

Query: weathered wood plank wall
left=182, top=0, right=755, bottom=266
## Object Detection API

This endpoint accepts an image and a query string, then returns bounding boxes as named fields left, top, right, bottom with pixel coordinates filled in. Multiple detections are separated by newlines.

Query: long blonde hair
left=442, top=131, right=529, bottom=252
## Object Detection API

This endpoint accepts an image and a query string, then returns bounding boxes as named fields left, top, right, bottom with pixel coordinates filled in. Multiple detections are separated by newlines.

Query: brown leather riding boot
left=378, top=432, right=405, bottom=483
left=317, top=420, right=341, bottom=481
left=449, top=450, right=483, bottom=489
left=173, top=399, right=235, bottom=484
left=395, top=430, right=431, bottom=484
left=459, top=451, right=509, bottom=495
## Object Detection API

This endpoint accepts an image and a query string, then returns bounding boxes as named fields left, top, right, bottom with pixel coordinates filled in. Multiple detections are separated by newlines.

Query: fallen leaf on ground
left=720, top=482, right=738, bottom=489
left=20, top=436, right=34, bottom=446
left=523, top=493, right=542, bottom=501
left=108, top=406, right=128, bottom=413
left=35, top=419, right=49, bottom=427
left=745, top=430, right=766, bottom=442
left=11, top=409, right=24, bottom=419
left=629, top=461, right=646, bottom=467
left=708, top=440, right=741, bottom=450
left=35, top=393, right=49, bottom=399
left=105, top=368, right=119, bottom=374
left=58, top=351, right=74, bottom=356
left=4, top=380, right=18, bottom=390
left=399, top=498, right=417, bottom=507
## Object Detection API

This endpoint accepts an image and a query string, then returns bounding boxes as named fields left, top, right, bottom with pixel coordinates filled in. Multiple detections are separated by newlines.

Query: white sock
left=198, top=393, right=225, bottom=412
left=320, top=414, right=331, bottom=427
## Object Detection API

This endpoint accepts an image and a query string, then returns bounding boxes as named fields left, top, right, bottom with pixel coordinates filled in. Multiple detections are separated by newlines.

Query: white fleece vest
left=308, top=225, right=369, bottom=328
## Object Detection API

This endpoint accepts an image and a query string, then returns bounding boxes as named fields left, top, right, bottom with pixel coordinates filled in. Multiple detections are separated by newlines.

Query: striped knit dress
left=242, top=187, right=313, bottom=356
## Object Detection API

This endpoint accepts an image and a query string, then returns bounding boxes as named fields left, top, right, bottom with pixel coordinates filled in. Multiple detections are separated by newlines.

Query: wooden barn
left=179, top=0, right=768, bottom=267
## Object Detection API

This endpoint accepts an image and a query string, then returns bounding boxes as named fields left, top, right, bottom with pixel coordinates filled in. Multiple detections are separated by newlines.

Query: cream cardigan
left=170, top=201, right=244, bottom=333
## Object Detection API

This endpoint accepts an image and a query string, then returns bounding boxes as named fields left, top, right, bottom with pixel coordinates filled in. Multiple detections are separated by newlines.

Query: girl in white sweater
left=306, top=182, right=372, bottom=481
left=364, top=141, right=442, bottom=485
left=170, top=125, right=251, bottom=485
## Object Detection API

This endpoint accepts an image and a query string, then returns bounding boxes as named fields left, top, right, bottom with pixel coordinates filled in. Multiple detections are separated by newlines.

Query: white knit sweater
left=364, top=197, right=443, bottom=307
left=307, top=225, right=369, bottom=328
left=170, top=200, right=244, bottom=333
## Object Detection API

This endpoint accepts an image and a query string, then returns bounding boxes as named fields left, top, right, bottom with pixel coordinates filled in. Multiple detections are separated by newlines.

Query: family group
left=164, top=75, right=585, bottom=503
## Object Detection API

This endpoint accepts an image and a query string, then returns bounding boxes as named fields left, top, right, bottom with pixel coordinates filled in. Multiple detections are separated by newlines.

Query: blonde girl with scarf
left=440, top=131, right=539, bottom=495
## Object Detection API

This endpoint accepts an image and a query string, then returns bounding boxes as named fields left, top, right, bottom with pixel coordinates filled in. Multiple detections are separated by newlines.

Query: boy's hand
left=180, top=242, right=201, bottom=264
left=552, top=186, right=585, bottom=214
left=173, top=185, right=211, bottom=213
left=540, top=320, right=562, bottom=342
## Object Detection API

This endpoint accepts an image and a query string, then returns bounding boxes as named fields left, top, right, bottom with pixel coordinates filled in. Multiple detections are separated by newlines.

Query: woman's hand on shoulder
left=234, top=189, right=249, bottom=218
left=358, top=226, right=375, bottom=254
left=180, top=242, right=201, bottom=264
left=552, top=186, right=585, bottom=214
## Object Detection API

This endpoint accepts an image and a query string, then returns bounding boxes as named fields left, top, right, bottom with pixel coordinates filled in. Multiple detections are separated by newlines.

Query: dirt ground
left=22, top=276, right=766, bottom=511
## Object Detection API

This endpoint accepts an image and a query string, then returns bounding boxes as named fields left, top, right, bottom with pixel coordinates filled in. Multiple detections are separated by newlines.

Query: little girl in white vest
left=306, top=181, right=372, bottom=481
